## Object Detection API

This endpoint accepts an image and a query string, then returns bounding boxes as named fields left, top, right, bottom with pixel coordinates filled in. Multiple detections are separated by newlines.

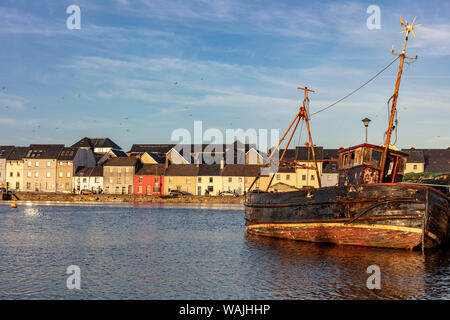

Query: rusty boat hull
left=244, top=184, right=450, bottom=250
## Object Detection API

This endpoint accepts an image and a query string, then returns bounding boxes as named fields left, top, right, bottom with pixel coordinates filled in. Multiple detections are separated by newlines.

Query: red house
left=134, top=164, right=165, bottom=195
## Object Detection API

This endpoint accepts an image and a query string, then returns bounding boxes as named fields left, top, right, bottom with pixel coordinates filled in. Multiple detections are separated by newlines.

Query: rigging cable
left=309, top=56, right=401, bottom=117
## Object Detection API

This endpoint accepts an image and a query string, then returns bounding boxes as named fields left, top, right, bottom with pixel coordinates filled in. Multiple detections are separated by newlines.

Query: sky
left=0, top=0, right=449, bottom=152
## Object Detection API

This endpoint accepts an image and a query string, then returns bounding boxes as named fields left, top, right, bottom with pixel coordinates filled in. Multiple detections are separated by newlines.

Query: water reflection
left=244, top=234, right=447, bottom=299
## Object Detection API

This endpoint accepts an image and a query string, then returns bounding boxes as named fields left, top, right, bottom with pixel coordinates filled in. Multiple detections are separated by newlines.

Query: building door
left=197, top=186, right=201, bottom=195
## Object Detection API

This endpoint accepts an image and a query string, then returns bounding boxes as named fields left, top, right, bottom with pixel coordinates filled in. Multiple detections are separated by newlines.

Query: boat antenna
left=379, top=16, right=420, bottom=182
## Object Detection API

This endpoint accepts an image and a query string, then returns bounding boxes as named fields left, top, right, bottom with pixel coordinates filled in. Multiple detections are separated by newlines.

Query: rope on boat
left=309, top=56, right=401, bottom=117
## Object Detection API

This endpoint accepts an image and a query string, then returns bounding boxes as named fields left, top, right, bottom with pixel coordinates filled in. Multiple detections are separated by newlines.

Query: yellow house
left=5, top=147, right=28, bottom=191
left=402, top=149, right=425, bottom=174
left=196, top=164, right=222, bottom=195
left=164, top=164, right=199, bottom=194
left=243, top=165, right=271, bottom=192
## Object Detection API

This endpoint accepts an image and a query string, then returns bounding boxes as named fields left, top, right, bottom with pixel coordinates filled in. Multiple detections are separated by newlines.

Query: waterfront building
left=71, top=137, right=122, bottom=165
left=56, top=147, right=96, bottom=193
left=22, top=144, right=65, bottom=192
left=196, top=164, right=222, bottom=195
left=97, top=149, right=129, bottom=166
left=401, top=148, right=450, bottom=174
left=5, top=146, right=28, bottom=191
left=134, top=164, right=165, bottom=195
left=0, top=146, right=15, bottom=189
left=164, top=164, right=199, bottom=194
left=103, top=156, right=139, bottom=194
left=73, top=166, right=103, bottom=193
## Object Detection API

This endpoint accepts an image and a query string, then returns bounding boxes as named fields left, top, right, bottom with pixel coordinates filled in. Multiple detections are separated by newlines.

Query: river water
left=0, top=202, right=449, bottom=300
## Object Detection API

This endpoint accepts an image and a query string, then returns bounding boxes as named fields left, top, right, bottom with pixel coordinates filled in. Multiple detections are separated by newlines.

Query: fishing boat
left=244, top=17, right=450, bottom=250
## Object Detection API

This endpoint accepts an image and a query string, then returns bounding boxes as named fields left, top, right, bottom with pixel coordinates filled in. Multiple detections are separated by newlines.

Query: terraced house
left=23, top=144, right=64, bottom=192
left=103, top=157, right=139, bottom=194
left=164, top=164, right=199, bottom=194
left=0, top=146, right=16, bottom=189
left=5, top=146, right=29, bottom=191
left=56, top=147, right=96, bottom=193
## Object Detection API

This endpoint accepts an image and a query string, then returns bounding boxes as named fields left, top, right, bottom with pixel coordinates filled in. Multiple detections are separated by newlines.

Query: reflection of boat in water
left=245, top=17, right=450, bottom=250
left=245, top=234, right=450, bottom=299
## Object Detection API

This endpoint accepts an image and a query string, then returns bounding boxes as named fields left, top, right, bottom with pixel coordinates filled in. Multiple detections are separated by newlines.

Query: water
left=0, top=202, right=449, bottom=300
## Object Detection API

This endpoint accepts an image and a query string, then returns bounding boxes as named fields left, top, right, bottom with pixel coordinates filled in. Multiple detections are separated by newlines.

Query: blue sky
left=0, top=0, right=449, bottom=151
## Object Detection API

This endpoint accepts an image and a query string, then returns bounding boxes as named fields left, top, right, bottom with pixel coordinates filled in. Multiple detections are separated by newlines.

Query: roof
left=135, top=164, right=166, bottom=176
left=197, top=164, right=221, bottom=176
left=6, top=146, right=29, bottom=160
left=103, top=156, right=138, bottom=167
left=128, top=144, right=175, bottom=154
left=71, top=137, right=121, bottom=150
left=295, top=146, right=324, bottom=161
left=58, top=147, right=79, bottom=160
left=110, top=149, right=128, bottom=157
left=75, top=166, right=103, bottom=177
left=25, top=144, right=64, bottom=159
left=411, top=149, right=450, bottom=173
left=401, top=149, right=425, bottom=163
left=221, top=164, right=268, bottom=177
left=164, top=164, right=199, bottom=176
left=0, top=146, right=15, bottom=159
left=277, top=166, right=295, bottom=173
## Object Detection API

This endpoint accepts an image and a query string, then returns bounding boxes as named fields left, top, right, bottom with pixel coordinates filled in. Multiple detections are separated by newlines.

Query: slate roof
left=401, top=149, right=450, bottom=172
left=0, top=146, right=16, bottom=159
left=75, top=166, right=103, bottom=177
left=164, top=164, right=199, bottom=176
left=129, top=144, right=175, bottom=154
left=71, top=137, right=121, bottom=150
left=197, top=164, right=222, bottom=176
left=25, top=144, right=64, bottom=159
left=103, top=156, right=138, bottom=167
left=6, top=146, right=29, bottom=160
left=221, top=164, right=268, bottom=177
left=58, top=147, right=79, bottom=160
left=135, top=164, right=166, bottom=176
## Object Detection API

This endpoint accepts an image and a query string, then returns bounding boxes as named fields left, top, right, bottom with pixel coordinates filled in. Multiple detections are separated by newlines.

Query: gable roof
left=164, top=164, right=199, bottom=176
left=401, top=149, right=425, bottom=163
left=71, top=137, right=121, bottom=150
left=6, top=146, right=29, bottom=160
left=75, top=166, right=103, bottom=177
left=0, top=146, right=15, bottom=159
left=221, top=164, right=268, bottom=177
left=25, top=144, right=64, bottom=159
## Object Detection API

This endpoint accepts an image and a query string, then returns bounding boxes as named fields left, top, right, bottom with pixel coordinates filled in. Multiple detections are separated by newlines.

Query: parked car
left=169, top=190, right=192, bottom=196
left=219, top=191, right=239, bottom=197
left=0, top=187, right=6, bottom=192
left=80, top=189, right=93, bottom=195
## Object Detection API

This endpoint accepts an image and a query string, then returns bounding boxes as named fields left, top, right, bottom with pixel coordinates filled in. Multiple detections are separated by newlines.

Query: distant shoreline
left=2, top=192, right=244, bottom=205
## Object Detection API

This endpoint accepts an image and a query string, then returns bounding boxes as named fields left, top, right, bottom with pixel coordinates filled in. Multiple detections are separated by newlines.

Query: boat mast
left=264, top=86, right=321, bottom=191
left=379, top=16, right=420, bottom=183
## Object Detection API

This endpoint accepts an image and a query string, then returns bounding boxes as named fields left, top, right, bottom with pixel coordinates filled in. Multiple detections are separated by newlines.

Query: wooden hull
left=244, top=184, right=450, bottom=250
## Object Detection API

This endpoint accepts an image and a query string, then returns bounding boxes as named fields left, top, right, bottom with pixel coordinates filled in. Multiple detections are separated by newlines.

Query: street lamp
left=362, top=118, right=371, bottom=143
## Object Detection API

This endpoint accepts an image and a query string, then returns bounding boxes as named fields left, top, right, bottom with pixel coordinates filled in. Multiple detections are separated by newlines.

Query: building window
left=35, top=161, right=39, bottom=167
left=198, top=177, right=202, bottom=183
left=17, top=172, right=20, bottom=177
left=47, top=172, right=50, bottom=177
left=155, top=176, right=159, bottom=183
left=139, top=176, right=143, bottom=184
left=47, top=162, right=51, bottom=167
left=28, top=161, right=31, bottom=167
left=27, top=182, right=31, bottom=190
left=83, top=178, right=87, bottom=183
left=60, top=161, right=63, bottom=166
left=228, top=177, right=232, bottom=183
left=35, top=172, right=39, bottom=177
left=239, top=177, right=243, bottom=183
left=311, top=175, right=315, bottom=181
left=169, top=177, right=173, bottom=183
left=413, top=164, right=417, bottom=170
left=276, top=174, right=280, bottom=180
left=286, top=174, right=290, bottom=180
left=67, top=172, right=70, bottom=177
left=9, top=172, right=13, bottom=177
left=186, top=177, right=190, bottom=184
left=302, top=175, right=306, bottom=181
left=138, top=186, right=142, bottom=193
left=209, top=177, right=213, bottom=183
left=59, top=172, right=63, bottom=177
left=27, top=172, right=31, bottom=177
left=67, top=162, right=71, bottom=165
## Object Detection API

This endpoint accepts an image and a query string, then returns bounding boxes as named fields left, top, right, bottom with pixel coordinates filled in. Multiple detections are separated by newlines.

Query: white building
left=73, top=166, right=104, bottom=193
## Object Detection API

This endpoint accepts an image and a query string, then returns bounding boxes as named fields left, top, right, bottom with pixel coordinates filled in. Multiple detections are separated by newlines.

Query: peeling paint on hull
left=245, top=184, right=450, bottom=250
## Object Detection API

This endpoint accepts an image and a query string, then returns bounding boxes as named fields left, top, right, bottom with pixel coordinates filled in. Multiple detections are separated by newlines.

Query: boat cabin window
left=349, top=151, right=355, bottom=167
left=366, top=149, right=382, bottom=168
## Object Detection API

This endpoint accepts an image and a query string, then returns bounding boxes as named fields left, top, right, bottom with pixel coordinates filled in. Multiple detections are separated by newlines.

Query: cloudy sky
left=0, top=0, right=449, bottom=151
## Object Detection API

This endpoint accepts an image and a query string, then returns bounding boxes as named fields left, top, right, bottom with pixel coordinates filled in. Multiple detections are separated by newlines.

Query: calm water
left=0, top=202, right=449, bottom=300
